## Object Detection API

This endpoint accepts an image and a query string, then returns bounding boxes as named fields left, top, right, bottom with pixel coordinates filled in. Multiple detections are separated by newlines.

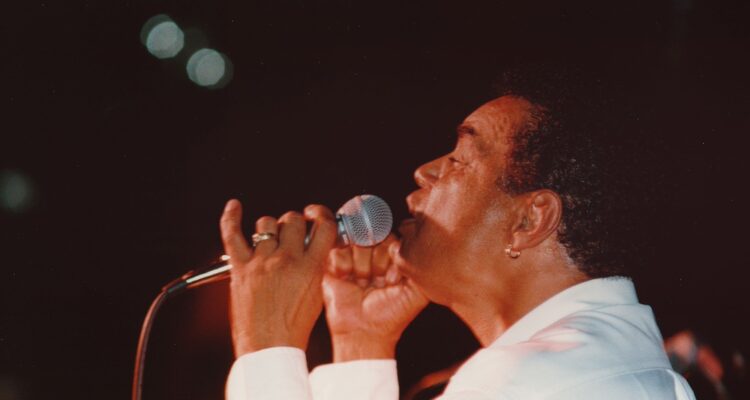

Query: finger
left=254, top=216, right=279, bottom=255
left=403, top=278, right=430, bottom=312
left=328, top=247, right=353, bottom=278
left=385, top=264, right=402, bottom=286
left=303, top=204, right=338, bottom=263
left=220, top=199, right=252, bottom=265
left=371, top=234, right=397, bottom=277
left=351, top=245, right=373, bottom=280
left=277, top=211, right=306, bottom=254
left=385, top=241, right=403, bottom=285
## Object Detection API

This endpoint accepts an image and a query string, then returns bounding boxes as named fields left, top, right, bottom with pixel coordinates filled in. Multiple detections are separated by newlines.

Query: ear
left=510, top=190, right=562, bottom=251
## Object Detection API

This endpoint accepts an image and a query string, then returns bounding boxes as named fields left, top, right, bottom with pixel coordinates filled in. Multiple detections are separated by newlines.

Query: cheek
left=426, top=177, right=512, bottom=261
left=427, top=176, right=470, bottom=218
left=428, top=174, right=495, bottom=230
left=399, top=216, right=453, bottom=279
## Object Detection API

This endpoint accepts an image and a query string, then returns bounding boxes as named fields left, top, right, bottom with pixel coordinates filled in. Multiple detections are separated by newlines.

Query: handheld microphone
left=134, top=195, right=392, bottom=400
left=162, top=194, right=393, bottom=296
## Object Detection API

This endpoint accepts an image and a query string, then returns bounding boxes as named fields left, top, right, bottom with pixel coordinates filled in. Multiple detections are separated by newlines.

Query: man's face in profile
left=398, top=96, right=536, bottom=303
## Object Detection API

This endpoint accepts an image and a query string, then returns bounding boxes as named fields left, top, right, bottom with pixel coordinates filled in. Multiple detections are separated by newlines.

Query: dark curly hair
left=494, top=66, right=644, bottom=278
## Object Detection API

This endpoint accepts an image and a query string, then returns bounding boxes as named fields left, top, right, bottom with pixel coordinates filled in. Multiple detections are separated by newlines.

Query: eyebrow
left=456, top=124, right=477, bottom=137
left=456, top=123, right=490, bottom=155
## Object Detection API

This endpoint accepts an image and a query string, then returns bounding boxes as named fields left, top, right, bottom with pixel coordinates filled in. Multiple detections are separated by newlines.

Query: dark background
left=2, top=0, right=749, bottom=398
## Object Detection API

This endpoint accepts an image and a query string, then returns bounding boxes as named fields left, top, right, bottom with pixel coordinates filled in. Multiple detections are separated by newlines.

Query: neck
left=450, top=254, right=589, bottom=346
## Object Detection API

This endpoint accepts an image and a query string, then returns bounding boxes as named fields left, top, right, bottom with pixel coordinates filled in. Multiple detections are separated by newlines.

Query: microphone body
left=163, top=194, right=392, bottom=296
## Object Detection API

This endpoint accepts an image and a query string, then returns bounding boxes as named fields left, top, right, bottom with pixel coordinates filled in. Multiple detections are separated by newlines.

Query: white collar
left=491, top=276, right=638, bottom=347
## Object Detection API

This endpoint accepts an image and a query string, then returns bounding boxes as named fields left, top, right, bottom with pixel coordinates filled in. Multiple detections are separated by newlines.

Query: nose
left=413, top=156, right=444, bottom=188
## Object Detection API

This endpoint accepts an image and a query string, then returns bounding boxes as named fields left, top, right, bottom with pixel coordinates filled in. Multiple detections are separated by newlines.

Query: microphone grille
left=337, top=194, right=393, bottom=246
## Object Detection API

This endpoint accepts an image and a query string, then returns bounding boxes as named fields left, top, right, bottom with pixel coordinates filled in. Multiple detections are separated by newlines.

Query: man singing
left=219, top=78, right=696, bottom=399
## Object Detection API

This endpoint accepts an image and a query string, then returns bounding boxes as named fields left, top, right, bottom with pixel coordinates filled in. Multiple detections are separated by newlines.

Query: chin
left=399, top=240, right=455, bottom=306
left=397, top=235, right=434, bottom=278
left=396, top=236, right=416, bottom=270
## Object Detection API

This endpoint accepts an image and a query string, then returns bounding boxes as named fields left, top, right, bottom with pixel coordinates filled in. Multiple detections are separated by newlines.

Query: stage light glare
left=141, top=14, right=184, bottom=59
left=0, top=170, right=34, bottom=214
left=186, top=48, right=231, bottom=88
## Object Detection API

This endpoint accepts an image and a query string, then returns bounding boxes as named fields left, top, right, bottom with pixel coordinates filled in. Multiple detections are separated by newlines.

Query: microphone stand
left=131, top=256, right=231, bottom=400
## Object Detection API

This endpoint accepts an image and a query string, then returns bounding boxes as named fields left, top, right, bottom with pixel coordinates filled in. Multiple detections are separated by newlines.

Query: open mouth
left=398, top=217, right=419, bottom=236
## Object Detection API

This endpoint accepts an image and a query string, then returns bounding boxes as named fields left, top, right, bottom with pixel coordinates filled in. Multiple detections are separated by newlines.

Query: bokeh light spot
left=141, top=14, right=184, bottom=59
left=186, top=49, right=232, bottom=88
left=0, top=170, right=34, bottom=214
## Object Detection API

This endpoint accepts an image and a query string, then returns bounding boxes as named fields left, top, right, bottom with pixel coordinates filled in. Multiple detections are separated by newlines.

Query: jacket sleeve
left=226, top=347, right=313, bottom=400
left=310, top=359, right=399, bottom=400
left=226, top=346, right=399, bottom=400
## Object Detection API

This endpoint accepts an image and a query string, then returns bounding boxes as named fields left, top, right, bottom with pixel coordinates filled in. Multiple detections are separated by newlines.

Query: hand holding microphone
left=221, top=200, right=337, bottom=355
left=323, top=236, right=429, bottom=362
left=219, top=195, right=394, bottom=356
left=132, top=195, right=394, bottom=399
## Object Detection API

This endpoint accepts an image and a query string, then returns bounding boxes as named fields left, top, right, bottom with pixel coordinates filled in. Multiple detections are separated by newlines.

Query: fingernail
left=225, top=199, right=238, bottom=212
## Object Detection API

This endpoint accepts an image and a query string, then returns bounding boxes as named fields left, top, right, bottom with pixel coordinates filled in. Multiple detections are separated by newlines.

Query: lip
left=398, top=218, right=418, bottom=236
left=406, top=191, right=420, bottom=217
left=399, top=218, right=417, bottom=227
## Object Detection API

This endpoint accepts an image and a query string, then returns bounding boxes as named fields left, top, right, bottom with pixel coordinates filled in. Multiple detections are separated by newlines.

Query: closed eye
left=448, top=156, right=465, bottom=164
left=456, top=124, right=477, bottom=138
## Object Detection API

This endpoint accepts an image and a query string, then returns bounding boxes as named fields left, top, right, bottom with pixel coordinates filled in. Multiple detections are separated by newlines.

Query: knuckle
left=331, top=259, right=345, bottom=271
left=329, top=249, right=342, bottom=263
left=332, top=248, right=351, bottom=263
left=268, top=251, right=295, bottom=268
left=221, top=230, right=240, bottom=243
left=331, top=264, right=347, bottom=277
left=242, top=260, right=263, bottom=282
left=306, top=203, right=328, bottom=215
left=245, top=259, right=265, bottom=275
left=307, top=204, right=331, bottom=219
left=279, top=211, right=304, bottom=223
left=256, top=215, right=276, bottom=225
left=305, top=204, right=322, bottom=213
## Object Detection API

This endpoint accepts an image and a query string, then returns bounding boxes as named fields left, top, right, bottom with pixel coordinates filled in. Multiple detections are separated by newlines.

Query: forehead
left=459, top=96, right=535, bottom=154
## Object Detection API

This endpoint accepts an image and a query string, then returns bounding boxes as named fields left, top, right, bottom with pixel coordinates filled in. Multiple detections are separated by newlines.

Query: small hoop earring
left=505, top=244, right=521, bottom=259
